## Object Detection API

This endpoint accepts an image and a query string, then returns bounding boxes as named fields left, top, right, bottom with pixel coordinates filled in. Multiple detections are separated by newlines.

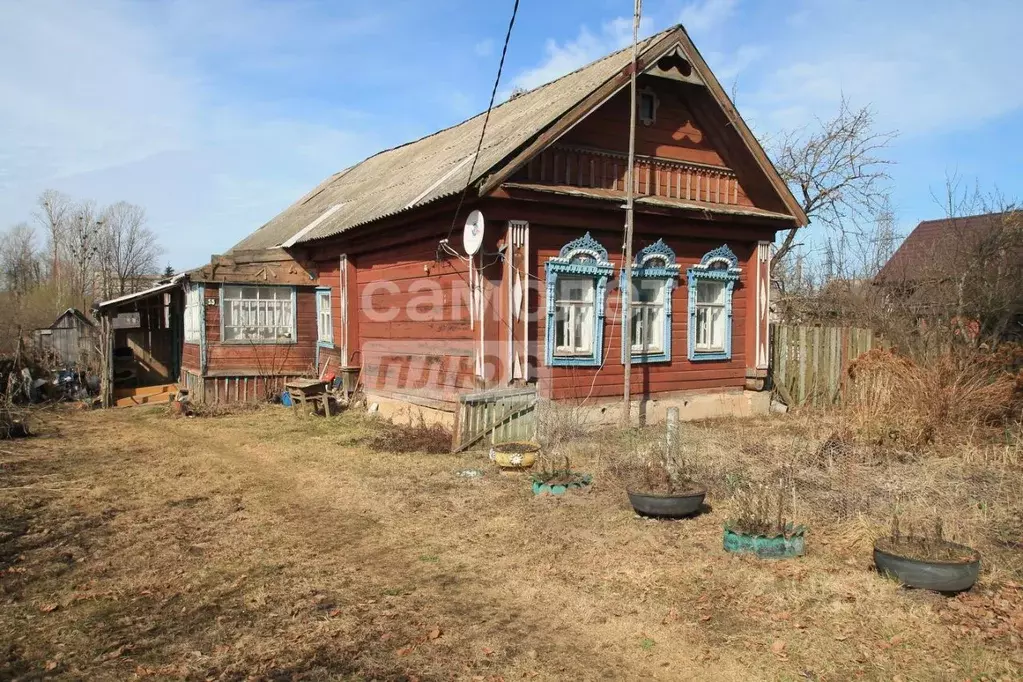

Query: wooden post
left=99, top=315, right=113, bottom=408
left=666, top=406, right=679, bottom=454
left=622, top=0, right=642, bottom=427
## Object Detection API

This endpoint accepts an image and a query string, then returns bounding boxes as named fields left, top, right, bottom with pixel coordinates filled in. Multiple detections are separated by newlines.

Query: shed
left=33, top=308, right=98, bottom=368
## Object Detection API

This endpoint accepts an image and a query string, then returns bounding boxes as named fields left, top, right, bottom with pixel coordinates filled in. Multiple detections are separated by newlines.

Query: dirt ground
left=1, top=405, right=1022, bottom=681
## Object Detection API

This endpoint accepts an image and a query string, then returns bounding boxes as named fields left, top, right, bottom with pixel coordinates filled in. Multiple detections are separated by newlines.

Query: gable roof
left=877, top=211, right=1023, bottom=282
left=231, top=25, right=804, bottom=252
left=51, top=308, right=95, bottom=328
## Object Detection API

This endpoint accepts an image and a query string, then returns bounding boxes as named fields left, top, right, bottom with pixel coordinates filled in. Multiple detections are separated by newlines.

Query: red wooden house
left=174, top=25, right=806, bottom=422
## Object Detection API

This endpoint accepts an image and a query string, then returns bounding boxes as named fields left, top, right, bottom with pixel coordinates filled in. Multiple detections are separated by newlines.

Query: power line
left=443, top=0, right=520, bottom=245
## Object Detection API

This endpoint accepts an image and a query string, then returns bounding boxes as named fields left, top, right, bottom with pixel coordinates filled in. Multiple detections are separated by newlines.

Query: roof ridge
left=309, top=25, right=679, bottom=177
left=916, top=210, right=1018, bottom=227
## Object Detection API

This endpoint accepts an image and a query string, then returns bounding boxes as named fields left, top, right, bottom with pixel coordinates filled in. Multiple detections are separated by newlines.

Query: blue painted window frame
left=687, top=245, right=741, bottom=362
left=544, top=232, right=615, bottom=367
left=315, top=287, right=333, bottom=348
left=620, top=239, right=681, bottom=364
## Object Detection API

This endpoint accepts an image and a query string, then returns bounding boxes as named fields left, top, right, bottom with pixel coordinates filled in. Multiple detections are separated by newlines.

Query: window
left=555, top=277, right=595, bottom=355
left=694, top=280, right=726, bottom=351
left=184, top=283, right=203, bottom=343
left=221, top=285, right=295, bottom=343
left=622, top=239, right=680, bottom=363
left=545, top=232, right=615, bottom=366
left=632, top=279, right=666, bottom=353
left=687, top=245, right=741, bottom=361
left=638, top=88, right=658, bottom=125
left=316, top=288, right=332, bottom=345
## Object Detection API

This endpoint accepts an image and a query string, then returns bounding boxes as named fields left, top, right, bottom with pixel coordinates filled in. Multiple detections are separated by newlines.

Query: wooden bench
left=285, top=378, right=331, bottom=416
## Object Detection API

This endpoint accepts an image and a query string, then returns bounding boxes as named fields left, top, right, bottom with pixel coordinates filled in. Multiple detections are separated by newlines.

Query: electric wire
left=443, top=0, right=520, bottom=246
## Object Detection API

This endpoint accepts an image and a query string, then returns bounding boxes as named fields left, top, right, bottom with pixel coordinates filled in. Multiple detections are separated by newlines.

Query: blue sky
left=1, top=0, right=1021, bottom=271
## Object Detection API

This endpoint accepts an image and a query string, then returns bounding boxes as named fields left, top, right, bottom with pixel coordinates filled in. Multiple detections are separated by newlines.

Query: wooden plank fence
left=452, top=386, right=537, bottom=452
left=771, top=324, right=877, bottom=407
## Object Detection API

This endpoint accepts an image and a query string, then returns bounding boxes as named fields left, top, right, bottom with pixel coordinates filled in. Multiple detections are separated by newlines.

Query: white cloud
left=474, top=39, right=494, bottom=57
left=679, top=0, right=738, bottom=35
left=0, top=0, right=384, bottom=268
left=507, top=16, right=655, bottom=94
left=742, top=0, right=1023, bottom=138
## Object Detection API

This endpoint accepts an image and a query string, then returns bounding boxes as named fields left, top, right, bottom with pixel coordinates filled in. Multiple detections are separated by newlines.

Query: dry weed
left=0, top=406, right=1021, bottom=680
left=367, top=411, right=451, bottom=454
left=847, top=347, right=1023, bottom=448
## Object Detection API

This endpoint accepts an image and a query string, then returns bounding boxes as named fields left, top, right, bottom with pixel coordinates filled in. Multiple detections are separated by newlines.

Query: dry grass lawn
left=2, top=404, right=1022, bottom=681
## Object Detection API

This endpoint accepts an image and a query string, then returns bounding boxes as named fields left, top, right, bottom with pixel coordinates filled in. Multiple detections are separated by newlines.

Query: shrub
left=726, top=481, right=803, bottom=538
left=846, top=347, right=1023, bottom=448
left=367, top=413, right=451, bottom=454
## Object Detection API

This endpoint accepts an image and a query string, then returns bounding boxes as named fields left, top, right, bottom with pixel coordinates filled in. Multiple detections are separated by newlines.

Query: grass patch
left=0, top=405, right=1020, bottom=679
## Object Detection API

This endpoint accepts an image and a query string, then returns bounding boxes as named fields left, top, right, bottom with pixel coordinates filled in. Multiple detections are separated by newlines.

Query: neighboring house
left=876, top=210, right=1023, bottom=340
left=124, top=24, right=809, bottom=421
left=33, top=308, right=98, bottom=367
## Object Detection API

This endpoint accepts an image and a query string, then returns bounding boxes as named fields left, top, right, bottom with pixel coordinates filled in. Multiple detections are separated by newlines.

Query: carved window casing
left=687, top=245, right=741, bottom=362
left=544, top=233, right=615, bottom=366
left=621, top=239, right=681, bottom=364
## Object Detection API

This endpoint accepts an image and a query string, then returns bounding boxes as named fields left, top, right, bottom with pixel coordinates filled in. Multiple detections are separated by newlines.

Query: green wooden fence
left=771, top=324, right=877, bottom=407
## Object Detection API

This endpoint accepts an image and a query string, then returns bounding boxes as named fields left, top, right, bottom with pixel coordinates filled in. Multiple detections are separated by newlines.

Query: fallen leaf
left=380, top=633, right=392, bottom=641
left=396, top=646, right=413, bottom=656
left=39, top=603, right=59, bottom=613
left=834, top=634, right=849, bottom=641
left=771, top=640, right=787, bottom=655
left=662, top=607, right=679, bottom=624
left=428, top=627, right=442, bottom=640
left=482, top=647, right=494, bottom=655
left=328, top=608, right=342, bottom=618
left=889, top=635, right=905, bottom=646
left=699, top=615, right=712, bottom=622
left=44, top=661, right=58, bottom=671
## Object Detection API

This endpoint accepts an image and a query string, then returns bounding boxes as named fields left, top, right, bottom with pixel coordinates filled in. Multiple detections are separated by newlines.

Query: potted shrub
left=489, top=441, right=540, bottom=470
left=531, top=455, right=592, bottom=496
left=723, top=483, right=806, bottom=558
left=623, top=458, right=706, bottom=519
left=874, top=516, right=980, bottom=592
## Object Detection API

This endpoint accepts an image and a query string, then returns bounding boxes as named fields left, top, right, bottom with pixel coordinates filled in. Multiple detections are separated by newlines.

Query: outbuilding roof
left=877, top=211, right=1022, bottom=282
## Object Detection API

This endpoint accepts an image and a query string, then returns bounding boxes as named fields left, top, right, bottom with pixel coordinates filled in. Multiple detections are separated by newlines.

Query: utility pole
left=622, top=0, right=641, bottom=427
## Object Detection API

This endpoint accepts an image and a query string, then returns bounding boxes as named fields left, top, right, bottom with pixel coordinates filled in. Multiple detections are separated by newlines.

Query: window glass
left=631, top=279, right=666, bottom=353
left=317, top=290, right=332, bottom=343
left=695, top=280, right=726, bottom=351
left=222, top=286, right=294, bottom=342
left=554, top=277, right=595, bottom=355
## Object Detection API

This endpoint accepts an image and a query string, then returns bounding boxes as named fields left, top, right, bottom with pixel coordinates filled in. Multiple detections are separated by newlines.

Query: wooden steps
left=114, top=383, right=178, bottom=408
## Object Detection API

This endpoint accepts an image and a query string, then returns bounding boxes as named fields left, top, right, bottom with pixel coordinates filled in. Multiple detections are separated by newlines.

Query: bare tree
left=34, top=190, right=74, bottom=285
left=0, top=223, right=44, bottom=295
left=875, top=176, right=1022, bottom=351
left=771, top=97, right=897, bottom=273
left=60, top=201, right=104, bottom=310
left=100, top=201, right=161, bottom=297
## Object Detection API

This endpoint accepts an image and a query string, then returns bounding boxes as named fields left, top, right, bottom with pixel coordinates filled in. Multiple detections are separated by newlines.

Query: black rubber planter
left=627, top=489, right=706, bottom=518
left=873, top=539, right=980, bottom=593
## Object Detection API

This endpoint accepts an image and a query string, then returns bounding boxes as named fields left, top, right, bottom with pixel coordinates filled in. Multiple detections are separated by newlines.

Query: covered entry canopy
left=94, top=275, right=187, bottom=407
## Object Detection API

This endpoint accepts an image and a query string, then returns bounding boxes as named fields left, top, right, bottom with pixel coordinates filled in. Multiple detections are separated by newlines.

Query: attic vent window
left=638, top=89, right=658, bottom=126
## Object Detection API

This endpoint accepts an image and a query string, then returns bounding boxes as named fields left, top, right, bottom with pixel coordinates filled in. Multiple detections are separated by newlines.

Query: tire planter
left=489, top=441, right=540, bottom=470
left=532, top=474, right=592, bottom=496
left=627, top=489, right=706, bottom=518
left=873, top=539, right=980, bottom=593
left=723, top=528, right=806, bottom=559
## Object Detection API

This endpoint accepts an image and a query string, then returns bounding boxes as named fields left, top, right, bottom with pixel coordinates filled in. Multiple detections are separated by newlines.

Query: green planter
left=723, top=527, right=806, bottom=558
left=532, top=474, right=592, bottom=496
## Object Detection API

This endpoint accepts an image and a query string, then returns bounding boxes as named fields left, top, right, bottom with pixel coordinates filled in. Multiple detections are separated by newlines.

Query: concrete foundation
left=364, top=388, right=770, bottom=433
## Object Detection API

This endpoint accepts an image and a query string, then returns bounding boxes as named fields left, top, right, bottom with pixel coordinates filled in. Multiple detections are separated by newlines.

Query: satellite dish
left=463, top=210, right=485, bottom=256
